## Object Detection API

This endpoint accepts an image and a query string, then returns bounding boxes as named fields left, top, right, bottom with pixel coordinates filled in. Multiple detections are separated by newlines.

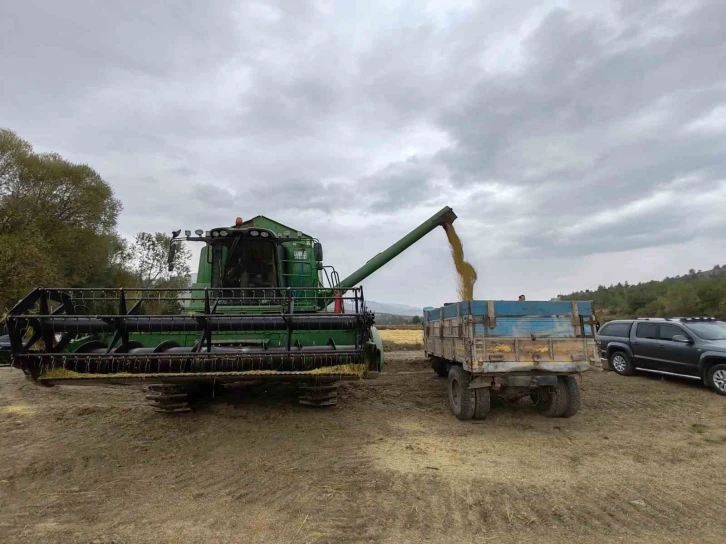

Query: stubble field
left=1, top=347, right=725, bottom=544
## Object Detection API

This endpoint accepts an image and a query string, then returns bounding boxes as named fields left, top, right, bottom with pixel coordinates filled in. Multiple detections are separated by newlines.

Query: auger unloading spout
left=337, top=206, right=457, bottom=290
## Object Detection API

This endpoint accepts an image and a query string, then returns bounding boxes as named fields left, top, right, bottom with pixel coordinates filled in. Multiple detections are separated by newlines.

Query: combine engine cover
left=6, top=287, right=377, bottom=388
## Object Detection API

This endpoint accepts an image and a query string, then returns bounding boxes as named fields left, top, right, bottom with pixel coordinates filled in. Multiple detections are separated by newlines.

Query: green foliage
left=0, top=128, right=192, bottom=310
left=0, top=128, right=122, bottom=308
left=0, top=232, right=62, bottom=306
left=411, top=315, right=421, bottom=324
left=130, top=232, right=191, bottom=288
left=558, top=266, right=726, bottom=322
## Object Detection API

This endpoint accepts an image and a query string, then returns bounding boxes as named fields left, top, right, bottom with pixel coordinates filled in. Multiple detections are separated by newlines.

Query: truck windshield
left=212, top=238, right=277, bottom=289
left=683, top=321, right=726, bottom=340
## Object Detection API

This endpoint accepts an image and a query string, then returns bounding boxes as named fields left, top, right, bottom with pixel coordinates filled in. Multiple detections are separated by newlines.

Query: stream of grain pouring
left=444, top=223, right=477, bottom=301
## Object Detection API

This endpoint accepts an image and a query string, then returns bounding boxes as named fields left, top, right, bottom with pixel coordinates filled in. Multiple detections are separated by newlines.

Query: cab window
left=599, top=322, right=631, bottom=337
left=659, top=324, right=690, bottom=342
left=635, top=323, right=658, bottom=339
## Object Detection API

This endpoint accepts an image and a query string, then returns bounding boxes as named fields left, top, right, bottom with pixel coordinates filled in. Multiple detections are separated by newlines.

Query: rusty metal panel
left=454, top=339, right=469, bottom=364
left=442, top=338, right=456, bottom=360
left=485, top=339, right=517, bottom=361
left=517, top=339, right=554, bottom=362
left=551, top=338, right=588, bottom=362
left=471, top=338, right=485, bottom=372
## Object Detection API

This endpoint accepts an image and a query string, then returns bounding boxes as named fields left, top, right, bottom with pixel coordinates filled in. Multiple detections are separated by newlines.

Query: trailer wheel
left=560, top=376, right=581, bottom=418
left=431, top=357, right=449, bottom=378
left=531, top=378, right=568, bottom=417
left=473, top=387, right=491, bottom=420
left=448, top=366, right=475, bottom=420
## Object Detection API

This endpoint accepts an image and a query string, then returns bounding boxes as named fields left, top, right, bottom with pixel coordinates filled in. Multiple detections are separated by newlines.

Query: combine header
left=6, top=207, right=456, bottom=411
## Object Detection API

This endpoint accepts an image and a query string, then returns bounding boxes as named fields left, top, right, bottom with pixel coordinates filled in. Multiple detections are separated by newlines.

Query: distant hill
left=342, top=300, right=421, bottom=317
left=558, top=265, right=726, bottom=321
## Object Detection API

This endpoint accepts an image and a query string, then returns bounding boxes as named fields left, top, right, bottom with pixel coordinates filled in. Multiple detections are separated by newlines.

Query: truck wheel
left=706, top=364, right=726, bottom=396
left=473, top=387, right=491, bottom=420
left=609, top=350, right=634, bottom=376
left=431, top=357, right=448, bottom=378
left=560, top=376, right=581, bottom=418
left=531, top=378, right=568, bottom=417
left=448, top=366, right=475, bottom=420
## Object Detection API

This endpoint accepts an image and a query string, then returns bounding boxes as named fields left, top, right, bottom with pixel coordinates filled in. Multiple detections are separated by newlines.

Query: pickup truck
left=423, top=299, right=598, bottom=420
left=598, top=317, right=726, bottom=396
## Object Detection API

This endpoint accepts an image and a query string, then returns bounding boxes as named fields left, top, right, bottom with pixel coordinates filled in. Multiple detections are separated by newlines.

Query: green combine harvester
left=6, top=207, right=456, bottom=411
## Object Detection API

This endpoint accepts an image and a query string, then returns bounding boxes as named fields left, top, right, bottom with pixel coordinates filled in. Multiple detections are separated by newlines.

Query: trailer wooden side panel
left=423, top=300, right=596, bottom=375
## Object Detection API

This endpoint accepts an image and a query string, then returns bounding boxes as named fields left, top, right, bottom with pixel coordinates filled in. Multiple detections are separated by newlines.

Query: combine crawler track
left=146, top=384, right=191, bottom=413
left=298, top=382, right=339, bottom=407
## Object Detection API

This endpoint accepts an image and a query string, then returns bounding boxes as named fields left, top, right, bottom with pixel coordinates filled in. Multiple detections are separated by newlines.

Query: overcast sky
left=2, top=0, right=725, bottom=307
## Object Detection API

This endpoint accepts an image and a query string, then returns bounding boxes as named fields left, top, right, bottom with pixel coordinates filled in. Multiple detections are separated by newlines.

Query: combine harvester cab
left=423, top=300, right=598, bottom=421
left=6, top=207, right=457, bottom=412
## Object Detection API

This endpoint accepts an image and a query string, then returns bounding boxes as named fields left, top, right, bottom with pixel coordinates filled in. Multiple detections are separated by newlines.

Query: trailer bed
left=424, top=300, right=597, bottom=374
left=423, top=300, right=598, bottom=421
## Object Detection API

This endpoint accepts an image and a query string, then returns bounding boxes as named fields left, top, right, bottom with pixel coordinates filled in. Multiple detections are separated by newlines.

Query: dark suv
left=598, top=317, right=726, bottom=395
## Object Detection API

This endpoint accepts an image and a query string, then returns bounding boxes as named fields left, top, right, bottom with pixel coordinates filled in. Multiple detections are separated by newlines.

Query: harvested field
left=1, top=352, right=725, bottom=544
left=378, top=328, right=423, bottom=350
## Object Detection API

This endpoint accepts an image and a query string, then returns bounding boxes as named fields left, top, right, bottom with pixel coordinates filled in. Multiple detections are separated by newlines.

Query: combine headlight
left=250, top=230, right=259, bottom=236
left=195, top=229, right=204, bottom=236
left=220, top=230, right=228, bottom=237
left=184, top=230, right=191, bottom=237
left=212, top=231, right=219, bottom=237
left=283, top=230, right=291, bottom=237
left=260, top=231, right=269, bottom=238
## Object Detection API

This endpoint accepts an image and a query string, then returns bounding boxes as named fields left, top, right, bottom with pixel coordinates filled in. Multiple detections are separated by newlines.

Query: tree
left=0, top=128, right=122, bottom=309
left=664, top=283, right=699, bottom=316
left=411, top=315, right=421, bottom=324
left=0, top=233, right=62, bottom=309
left=559, top=264, right=726, bottom=322
left=129, top=232, right=191, bottom=288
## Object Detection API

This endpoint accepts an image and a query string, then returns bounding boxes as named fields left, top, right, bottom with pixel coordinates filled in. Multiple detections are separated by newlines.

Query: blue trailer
left=422, top=300, right=598, bottom=420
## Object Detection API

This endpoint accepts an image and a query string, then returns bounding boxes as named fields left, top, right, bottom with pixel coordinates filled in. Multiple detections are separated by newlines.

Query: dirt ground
left=1, top=352, right=725, bottom=544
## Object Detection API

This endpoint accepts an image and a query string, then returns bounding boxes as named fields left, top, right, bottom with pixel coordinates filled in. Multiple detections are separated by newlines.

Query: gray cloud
left=1, top=0, right=725, bottom=306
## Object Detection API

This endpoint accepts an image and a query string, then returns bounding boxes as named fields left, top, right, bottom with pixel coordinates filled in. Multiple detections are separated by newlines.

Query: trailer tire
left=431, top=357, right=449, bottom=378
left=473, top=387, right=491, bottom=420
left=448, top=366, right=475, bottom=421
left=531, top=378, right=568, bottom=417
left=560, top=376, right=581, bottom=418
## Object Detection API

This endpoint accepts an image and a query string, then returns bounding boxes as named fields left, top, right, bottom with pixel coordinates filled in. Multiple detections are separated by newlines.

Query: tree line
left=0, top=128, right=191, bottom=311
left=558, top=266, right=726, bottom=322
